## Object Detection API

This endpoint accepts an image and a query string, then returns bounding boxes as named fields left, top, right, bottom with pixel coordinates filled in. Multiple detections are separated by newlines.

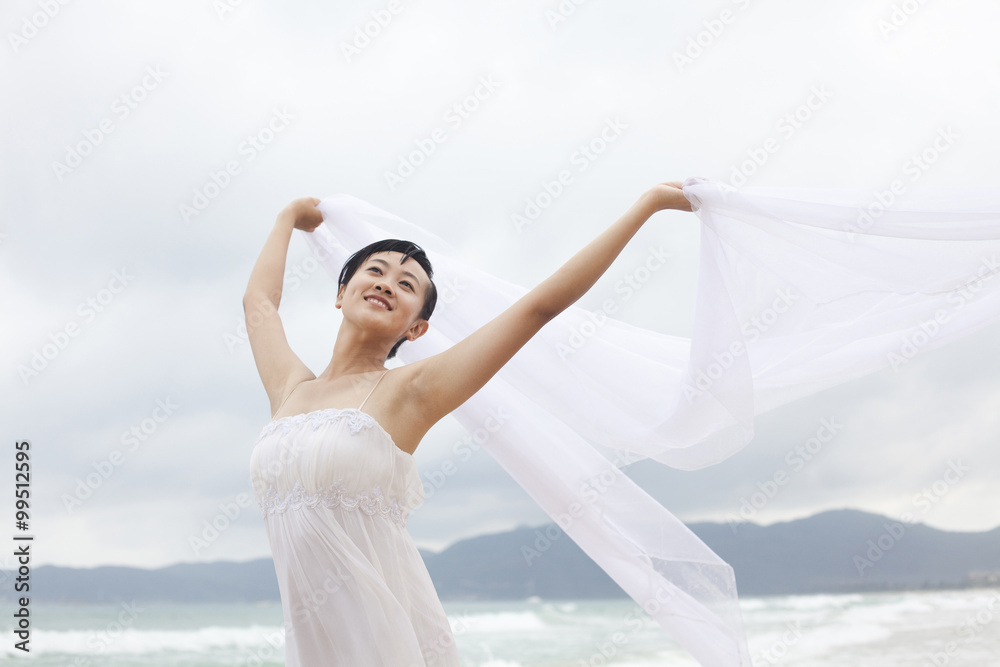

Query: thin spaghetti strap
left=358, top=370, right=389, bottom=411
left=271, top=383, right=301, bottom=420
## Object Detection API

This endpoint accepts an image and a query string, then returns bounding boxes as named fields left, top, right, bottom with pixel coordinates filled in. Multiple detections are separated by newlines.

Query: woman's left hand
left=643, top=181, right=693, bottom=213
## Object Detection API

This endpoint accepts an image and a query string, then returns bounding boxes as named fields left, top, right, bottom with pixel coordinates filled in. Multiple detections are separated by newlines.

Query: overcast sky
left=3, top=0, right=999, bottom=570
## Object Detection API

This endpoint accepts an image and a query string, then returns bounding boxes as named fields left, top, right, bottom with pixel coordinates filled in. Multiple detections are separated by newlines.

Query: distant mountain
left=692, top=509, right=1000, bottom=595
left=0, top=558, right=280, bottom=604
left=422, top=508, right=1000, bottom=599
left=3, top=509, right=997, bottom=603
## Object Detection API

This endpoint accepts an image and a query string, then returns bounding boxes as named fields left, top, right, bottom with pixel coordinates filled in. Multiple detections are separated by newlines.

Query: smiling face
left=336, top=250, right=432, bottom=349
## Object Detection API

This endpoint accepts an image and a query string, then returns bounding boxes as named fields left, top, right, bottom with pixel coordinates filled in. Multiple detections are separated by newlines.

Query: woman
left=244, top=181, right=693, bottom=666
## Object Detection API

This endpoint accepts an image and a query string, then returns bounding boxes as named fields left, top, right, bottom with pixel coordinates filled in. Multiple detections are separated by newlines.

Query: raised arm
left=243, top=198, right=323, bottom=413
left=410, top=182, right=691, bottom=424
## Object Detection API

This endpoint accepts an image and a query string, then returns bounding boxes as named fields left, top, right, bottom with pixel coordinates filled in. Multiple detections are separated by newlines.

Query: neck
left=319, top=319, right=393, bottom=380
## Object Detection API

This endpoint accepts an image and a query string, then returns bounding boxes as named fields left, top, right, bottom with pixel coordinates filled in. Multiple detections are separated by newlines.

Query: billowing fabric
left=249, top=403, right=460, bottom=666
left=293, top=177, right=1000, bottom=666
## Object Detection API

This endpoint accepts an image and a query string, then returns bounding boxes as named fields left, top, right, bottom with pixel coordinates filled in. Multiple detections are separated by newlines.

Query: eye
left=367, top=266, right=382, bottom=274
left=400, top=281, right=413, bottom=290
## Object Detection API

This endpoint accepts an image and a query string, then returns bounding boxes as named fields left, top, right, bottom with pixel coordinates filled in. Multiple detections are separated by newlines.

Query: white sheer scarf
left=300, top=177, right=1000, bottom=666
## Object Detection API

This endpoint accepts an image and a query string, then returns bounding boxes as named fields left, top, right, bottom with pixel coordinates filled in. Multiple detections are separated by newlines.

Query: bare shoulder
left=270, top=368, right=318, bottom=416
left=390, top=296, right=550, bottom=425
left=369, top=362, right=439, bottom=455
left=381, top=361, right=434, bottom=422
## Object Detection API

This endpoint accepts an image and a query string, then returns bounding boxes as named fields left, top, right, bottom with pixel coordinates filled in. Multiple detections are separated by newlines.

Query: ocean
left=2, top=589, right=998, bottom=666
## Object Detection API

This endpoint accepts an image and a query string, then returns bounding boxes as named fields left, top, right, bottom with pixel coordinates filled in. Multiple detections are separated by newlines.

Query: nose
left=376, top=283, right=392, bottom=296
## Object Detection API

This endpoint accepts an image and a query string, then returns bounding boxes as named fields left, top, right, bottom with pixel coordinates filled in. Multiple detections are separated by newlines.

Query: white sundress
left=249, top=371, right=461, bottom=666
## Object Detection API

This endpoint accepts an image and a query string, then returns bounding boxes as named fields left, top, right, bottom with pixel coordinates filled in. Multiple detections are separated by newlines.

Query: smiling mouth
left=365, top=296, right=391, bottom=310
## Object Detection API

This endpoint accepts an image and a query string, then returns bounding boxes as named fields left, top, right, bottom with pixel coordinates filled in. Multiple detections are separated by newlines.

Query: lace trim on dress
left=258, top=408, right=377, bottom=441
left=257, top=480, right=408, bottom=527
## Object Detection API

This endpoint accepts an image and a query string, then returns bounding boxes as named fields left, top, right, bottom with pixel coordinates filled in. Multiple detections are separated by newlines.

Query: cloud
left=4, top=0, right=999, bottom=567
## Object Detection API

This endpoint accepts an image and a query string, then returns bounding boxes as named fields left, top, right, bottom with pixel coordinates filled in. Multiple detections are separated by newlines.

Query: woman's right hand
left=282, top=197, right=323, bottom=231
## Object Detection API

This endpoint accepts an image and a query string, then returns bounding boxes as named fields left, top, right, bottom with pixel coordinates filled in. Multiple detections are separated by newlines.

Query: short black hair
left=338, top=239, right=437, bottom=359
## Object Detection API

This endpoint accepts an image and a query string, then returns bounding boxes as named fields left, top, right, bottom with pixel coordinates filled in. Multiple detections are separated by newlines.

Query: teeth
left=366, top=297, right=388, bottom=309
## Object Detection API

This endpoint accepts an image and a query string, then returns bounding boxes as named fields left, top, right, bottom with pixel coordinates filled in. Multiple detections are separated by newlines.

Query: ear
left=405, top=319, right=430, bottom=342
left=335, top=284, right=345, bottom=309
